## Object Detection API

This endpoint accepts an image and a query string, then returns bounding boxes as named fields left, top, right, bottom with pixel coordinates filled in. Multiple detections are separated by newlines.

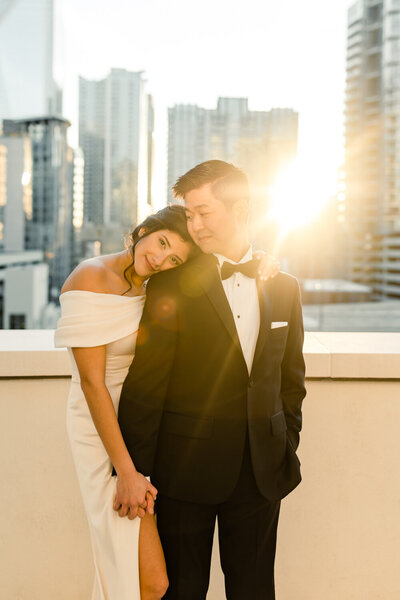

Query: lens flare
left=267, top=159, right=333, bottom=237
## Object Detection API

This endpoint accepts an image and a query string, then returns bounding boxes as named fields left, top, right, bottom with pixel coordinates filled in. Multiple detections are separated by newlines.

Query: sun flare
left=267, top=159, right=333, bottom=236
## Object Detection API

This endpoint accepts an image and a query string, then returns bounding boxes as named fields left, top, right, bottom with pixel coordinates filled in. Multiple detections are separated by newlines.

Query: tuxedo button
left=248, top=379, right=254, bottom=388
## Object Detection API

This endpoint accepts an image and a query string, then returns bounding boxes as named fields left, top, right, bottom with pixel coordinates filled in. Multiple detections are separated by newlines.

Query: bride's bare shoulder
left=61, top=257, right=110, bottom=294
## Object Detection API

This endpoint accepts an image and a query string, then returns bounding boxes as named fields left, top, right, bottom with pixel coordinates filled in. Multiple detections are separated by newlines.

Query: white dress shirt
left=214, top=246, right=260, bottom=374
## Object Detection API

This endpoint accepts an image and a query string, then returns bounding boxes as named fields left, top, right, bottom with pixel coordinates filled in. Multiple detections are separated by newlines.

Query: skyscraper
left=79, top=76, right=106, bottom=225
left=79, top=69, right=152, bottom=236
left=345, top=0, right=400, bottom=297
left=3, top=117, right=74, bottom=296
left=167, top=97, right=298, bottom=249
left=0, top=0, right=63, bottom=119
left=0, top=142, right=6, bottom=249
left=167, top=104, right=210, bottom=203
left=0, top=134, right=33, bottom=253
left=147, top=95, right=155, bottom=209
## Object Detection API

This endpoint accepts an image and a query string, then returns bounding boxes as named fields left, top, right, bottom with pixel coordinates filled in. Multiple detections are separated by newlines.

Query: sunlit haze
left=268, top=158, right=333, bottom=236
left=62, top=0, right=352, bottom=220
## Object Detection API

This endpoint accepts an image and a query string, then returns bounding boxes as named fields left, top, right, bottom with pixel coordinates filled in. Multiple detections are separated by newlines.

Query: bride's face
left=134, top=228, right=191, bottom=277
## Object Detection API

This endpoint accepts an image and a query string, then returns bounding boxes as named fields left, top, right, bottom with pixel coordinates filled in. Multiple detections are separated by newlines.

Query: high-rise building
left=0, top=250, right=49, bottom=329
left=0, top=0, right=63, bottom=119
left=147, top=95, right=155, bottom=209
left=79, top=69, right=152, bottom=241
left=72, top=148, right=84, bottom=232
left=0, top=134, right=33, bottom=253
left=167, top=105, right=210, bottom=202
left=70, top=146, right=85, bottom=269
left=345, top=0, right=400, bottom=298
left=0, top=143, right=6, bottom=249
left=3, top=117, right=74, bottom=297
left=167, top=98, right=298, bottom=249
left=79, top=76, right=106, bottom=225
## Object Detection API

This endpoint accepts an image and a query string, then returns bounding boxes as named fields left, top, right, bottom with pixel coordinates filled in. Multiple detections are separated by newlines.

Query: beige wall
left=276, top=379, right=400, bottom=600
left=0, top=378, right=92, bottom=600
left=1, top=375, right=400, bottom=599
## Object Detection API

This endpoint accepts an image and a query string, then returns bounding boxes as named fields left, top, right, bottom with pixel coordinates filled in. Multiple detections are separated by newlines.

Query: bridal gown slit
left=54, top=290, right=146, bottom=600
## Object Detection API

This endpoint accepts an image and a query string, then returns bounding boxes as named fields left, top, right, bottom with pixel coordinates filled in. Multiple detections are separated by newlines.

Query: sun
left=267, top=158, right=333, bottom=236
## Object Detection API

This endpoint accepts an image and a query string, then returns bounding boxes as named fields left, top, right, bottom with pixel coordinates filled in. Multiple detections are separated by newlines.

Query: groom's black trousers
left=156, top=434, right=281, bottom=600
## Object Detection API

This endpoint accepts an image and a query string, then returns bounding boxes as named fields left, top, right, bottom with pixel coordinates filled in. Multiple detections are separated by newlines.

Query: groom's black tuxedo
left=118, top=252, right=306, bottom=504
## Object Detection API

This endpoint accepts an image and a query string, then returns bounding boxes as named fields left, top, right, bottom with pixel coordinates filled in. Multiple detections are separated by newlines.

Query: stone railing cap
left=0, top=330, right=400, bottom=379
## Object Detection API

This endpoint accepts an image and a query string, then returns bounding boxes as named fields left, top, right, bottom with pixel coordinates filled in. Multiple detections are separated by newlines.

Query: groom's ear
left=232, top=197, right=249, bottom=224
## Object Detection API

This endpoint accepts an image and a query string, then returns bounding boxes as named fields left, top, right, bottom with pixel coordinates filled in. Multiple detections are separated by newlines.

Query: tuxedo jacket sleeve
left=118, top=270, right=178, bottom=475
left=279, top=279, right=305, bottom=451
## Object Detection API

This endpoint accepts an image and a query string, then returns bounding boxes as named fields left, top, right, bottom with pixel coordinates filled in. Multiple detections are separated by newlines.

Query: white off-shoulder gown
left=54, top=290, right=146, bottom=600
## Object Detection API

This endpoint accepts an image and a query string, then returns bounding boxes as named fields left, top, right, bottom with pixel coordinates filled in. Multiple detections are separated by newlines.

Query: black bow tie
left=220, top=259, right=258, bottom=280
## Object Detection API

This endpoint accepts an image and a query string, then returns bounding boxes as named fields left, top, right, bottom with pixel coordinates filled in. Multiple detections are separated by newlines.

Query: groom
left=118, top=160, right=306, bottom=599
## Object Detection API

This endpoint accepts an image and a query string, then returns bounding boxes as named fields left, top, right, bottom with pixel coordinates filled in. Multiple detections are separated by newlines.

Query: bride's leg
left=139, top=513, right=169, bottom=600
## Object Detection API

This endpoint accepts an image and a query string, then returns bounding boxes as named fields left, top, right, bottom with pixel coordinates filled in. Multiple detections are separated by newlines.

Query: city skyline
left=62, top=0, right=352, bottom=209
left=1, top=0, right=399, bottom=330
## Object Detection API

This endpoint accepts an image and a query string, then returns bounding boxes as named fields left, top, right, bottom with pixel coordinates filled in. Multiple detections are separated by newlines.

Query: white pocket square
left=271, top=321, right=288, bottom=329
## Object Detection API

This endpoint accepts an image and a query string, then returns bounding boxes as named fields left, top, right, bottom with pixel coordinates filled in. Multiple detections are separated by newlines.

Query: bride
left=55, top=205, right=279, bottom=600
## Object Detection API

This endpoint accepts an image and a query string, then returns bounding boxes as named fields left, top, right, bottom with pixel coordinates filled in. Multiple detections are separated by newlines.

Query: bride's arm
left=72, top=345, right=157, bottom=519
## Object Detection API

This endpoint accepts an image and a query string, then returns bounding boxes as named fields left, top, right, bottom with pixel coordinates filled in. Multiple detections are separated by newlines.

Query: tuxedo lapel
left=251, top=277, right=273, bottom=373
left=194, top=255, right=244, bottom=359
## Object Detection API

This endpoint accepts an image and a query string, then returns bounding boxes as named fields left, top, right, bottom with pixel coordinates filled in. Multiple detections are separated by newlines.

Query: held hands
left=113, top=467, right=158, bottom=520
left=253, top=252, right=280, bottom=281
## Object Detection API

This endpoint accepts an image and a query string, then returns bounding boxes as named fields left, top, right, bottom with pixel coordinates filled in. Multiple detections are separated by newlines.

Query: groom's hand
left=113, top=467, right=158, bottom=520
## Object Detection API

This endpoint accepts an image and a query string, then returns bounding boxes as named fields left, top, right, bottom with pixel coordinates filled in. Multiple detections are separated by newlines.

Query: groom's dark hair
left=172, top=160, right=250, bottom=207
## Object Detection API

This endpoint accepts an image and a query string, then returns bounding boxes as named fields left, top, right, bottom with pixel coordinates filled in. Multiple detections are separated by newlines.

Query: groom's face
left=184, top=183, right=241, bottom=255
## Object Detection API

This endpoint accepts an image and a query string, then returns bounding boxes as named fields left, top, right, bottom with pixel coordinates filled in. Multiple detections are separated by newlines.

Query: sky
left=62, top=0, right=353, bottom=207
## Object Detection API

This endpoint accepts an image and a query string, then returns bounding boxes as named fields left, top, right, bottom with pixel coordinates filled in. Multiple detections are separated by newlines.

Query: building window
left=9, top=315, right=26, bottom=329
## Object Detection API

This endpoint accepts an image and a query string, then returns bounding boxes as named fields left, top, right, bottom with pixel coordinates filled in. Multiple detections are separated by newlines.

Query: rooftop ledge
left=1, top=330, right=400, bottom=379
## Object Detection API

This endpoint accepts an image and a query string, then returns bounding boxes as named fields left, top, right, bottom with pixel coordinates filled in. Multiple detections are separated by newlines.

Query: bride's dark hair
left=122, top=204, right=199, bottom=294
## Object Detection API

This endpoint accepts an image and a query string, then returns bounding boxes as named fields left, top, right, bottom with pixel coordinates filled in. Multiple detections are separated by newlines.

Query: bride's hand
left=254, top=251, right=280, bottom=281
left=113, top=467, right=158, bottom=520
